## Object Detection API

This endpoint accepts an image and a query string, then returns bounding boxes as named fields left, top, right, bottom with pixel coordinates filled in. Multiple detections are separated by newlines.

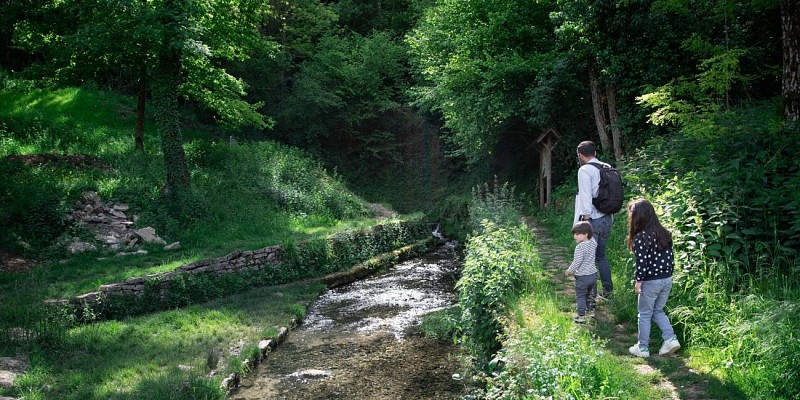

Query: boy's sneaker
left=573, top=314, right=586, bottom=323
left=658, top=338, right=681, bottom=356
left=596, top=293, right=611, bottom=302
left=629, top=344, right=650, bottom=358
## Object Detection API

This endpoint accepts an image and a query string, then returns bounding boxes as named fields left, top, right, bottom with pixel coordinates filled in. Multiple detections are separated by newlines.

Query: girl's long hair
left=625, top=198, right=672, bottom=251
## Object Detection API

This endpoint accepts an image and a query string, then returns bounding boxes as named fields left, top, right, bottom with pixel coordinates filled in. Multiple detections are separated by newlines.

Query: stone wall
left=89, top=245, right=284, bottom=301
left=49, top=219, right=432, bottom=319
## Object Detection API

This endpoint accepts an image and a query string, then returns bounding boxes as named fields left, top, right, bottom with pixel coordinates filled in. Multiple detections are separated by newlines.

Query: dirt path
left=523, top=217, right=714, bottom=400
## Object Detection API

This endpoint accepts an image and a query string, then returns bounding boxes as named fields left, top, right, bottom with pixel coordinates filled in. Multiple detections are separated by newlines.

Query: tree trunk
left=605, top=83, right=624, bottom=160
left=783, top=0, right=800, bottom=121
left=151, top=56, right=190, bottom=196
left=589, top=66, right=612, bottom=154
left=135, top=65, right=146, bottom=152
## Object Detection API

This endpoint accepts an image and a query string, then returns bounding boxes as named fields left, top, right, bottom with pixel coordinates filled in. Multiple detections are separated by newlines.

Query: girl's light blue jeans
left=637, top=277, right=676, bottom=348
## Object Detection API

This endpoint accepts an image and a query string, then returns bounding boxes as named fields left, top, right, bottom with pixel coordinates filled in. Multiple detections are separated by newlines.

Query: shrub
left=0, top=160, right=68, bottom=252
left=481, top=323, right=610, bottom=400
left=457, top=221, right=535, bottom=368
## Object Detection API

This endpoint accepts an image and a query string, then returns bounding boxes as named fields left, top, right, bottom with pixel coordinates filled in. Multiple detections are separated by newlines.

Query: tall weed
left=0, top=160, right=69, bottom=251
left=482, top=323, right=610, bottom=400
left=468, top=176, right=522, bottom=233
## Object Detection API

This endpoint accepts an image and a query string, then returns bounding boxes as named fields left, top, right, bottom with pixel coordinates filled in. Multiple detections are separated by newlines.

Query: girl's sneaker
left=573, top=314, right=586, bottom=323
left=628, top=344, right=650, bottom=358
left=659, top=338, right=681, bottom=356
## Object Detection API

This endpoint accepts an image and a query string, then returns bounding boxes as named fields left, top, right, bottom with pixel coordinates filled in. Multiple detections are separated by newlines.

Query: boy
left=565, top=221, right=598, bottom=323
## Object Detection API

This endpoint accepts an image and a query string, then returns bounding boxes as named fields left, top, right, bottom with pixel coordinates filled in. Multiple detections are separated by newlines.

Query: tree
left=636, top=0, right=782, bottom=129
left=407, top=0, right=562, bottom=162
left=552, top=0, right=684, bottom=161
left=13, top=0, right=274, bottom=197
left=783, top=0, right=800, bottom=121
left=275, top=32, right=407, bottom=154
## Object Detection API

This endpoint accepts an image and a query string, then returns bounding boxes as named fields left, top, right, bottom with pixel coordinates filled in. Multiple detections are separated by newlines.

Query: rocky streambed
left=230, top=241, right=468, bottom=400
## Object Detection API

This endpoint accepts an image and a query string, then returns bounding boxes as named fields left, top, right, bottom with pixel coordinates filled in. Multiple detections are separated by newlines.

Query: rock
left=164, top=242, right=181, bottom=251
left=2, top=328, right=34, bottom=341
left=277, top=327, right=289, bottom=343
left=83, top=191, right=102, bottom=205
left=0, top=356, right=28, bottom=390
left=115, top=249, right=148, bottom=257
left=65, top=192, right=158, bottom=254
left=110, top=210, right=127, bottom=219
left=221, top=373, right=240, bottom=390
left=0, top=357, right=29, bottom=372
left=134, top=227, right=167, bottom=245
left=68, top=241, right=97, bottom=254
left=290, top=369, right=331, bottom=379
left=258, top=340, right=272, bottom=358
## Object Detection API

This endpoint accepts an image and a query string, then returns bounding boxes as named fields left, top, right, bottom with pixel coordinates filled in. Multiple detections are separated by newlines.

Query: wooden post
left=536, top=128, right=561, bottom=207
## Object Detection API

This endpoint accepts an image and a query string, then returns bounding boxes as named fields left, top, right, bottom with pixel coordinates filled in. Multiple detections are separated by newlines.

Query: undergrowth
left=0, top=86, right=373, bottom=259
left=535, top=101, right=799, bottom=399
left=457, top=178, right=660, bottom=398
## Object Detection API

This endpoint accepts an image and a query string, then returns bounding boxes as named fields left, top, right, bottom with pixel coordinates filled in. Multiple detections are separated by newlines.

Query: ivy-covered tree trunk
left=589, top=66, right=612, bottom=154
left=783, top=0, right=799, bottom=121
left=605, top=83, right=623, bottom=160
left=151, top=55, right=190, bottom=196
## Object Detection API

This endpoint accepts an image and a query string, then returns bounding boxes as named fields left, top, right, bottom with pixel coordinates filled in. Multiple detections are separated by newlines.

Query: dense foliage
left=624, top=104, right=800, bottom=398
left=407, top=0, right=562, bottom=161
left=456, top=181, right=535, bottom=367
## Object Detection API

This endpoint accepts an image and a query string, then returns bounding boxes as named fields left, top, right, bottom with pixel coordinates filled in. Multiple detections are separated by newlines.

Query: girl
left=626, top=198, right=681, bottom=358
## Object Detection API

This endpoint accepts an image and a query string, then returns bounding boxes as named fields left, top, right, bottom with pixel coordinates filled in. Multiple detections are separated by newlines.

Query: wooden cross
left=536, top=128, right=561, bottom=207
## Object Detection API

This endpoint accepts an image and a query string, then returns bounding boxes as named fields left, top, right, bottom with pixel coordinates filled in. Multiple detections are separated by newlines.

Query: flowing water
left=230, top=241, right=468, bottom=400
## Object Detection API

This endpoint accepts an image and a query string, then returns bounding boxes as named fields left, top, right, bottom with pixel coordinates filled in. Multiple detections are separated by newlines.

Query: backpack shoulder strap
left=587, top=161, right=610, bottom=170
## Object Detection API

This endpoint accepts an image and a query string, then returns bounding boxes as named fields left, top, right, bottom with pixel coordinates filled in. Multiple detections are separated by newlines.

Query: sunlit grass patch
left=12, top=281, right=324, bottom=400
left=488, top=304, right=667, bottom=399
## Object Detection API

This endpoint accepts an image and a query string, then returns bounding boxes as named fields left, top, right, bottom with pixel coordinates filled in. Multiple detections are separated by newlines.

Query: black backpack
left=588, top=162, right=624, bottom=214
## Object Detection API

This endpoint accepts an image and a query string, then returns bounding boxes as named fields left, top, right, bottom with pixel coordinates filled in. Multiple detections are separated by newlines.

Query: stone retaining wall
left=90, top=245, right=284, bottom=301
left=49, top=219, right=431, bottom=319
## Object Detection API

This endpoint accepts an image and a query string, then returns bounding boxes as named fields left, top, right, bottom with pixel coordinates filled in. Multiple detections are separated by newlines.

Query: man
left=574, top=140, right=613, bottom=299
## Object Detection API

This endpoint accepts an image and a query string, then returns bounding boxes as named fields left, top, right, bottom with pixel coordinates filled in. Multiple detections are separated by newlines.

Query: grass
left=492, top=259, right=669, bottom=399
left=453, top=183, right=665, bottom=399
left=0, top=87, right=148, bottom=156
left=529, top=197, right=777, bottom=399
left=3, top=281, right=326, bottom=400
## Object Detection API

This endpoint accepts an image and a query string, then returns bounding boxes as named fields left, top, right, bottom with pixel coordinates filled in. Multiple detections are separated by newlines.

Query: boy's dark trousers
left=575, top=272, right=598, bottom=315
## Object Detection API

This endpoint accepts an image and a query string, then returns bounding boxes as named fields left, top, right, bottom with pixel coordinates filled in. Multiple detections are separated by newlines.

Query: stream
left=230, top=240, right=469, bottom=400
